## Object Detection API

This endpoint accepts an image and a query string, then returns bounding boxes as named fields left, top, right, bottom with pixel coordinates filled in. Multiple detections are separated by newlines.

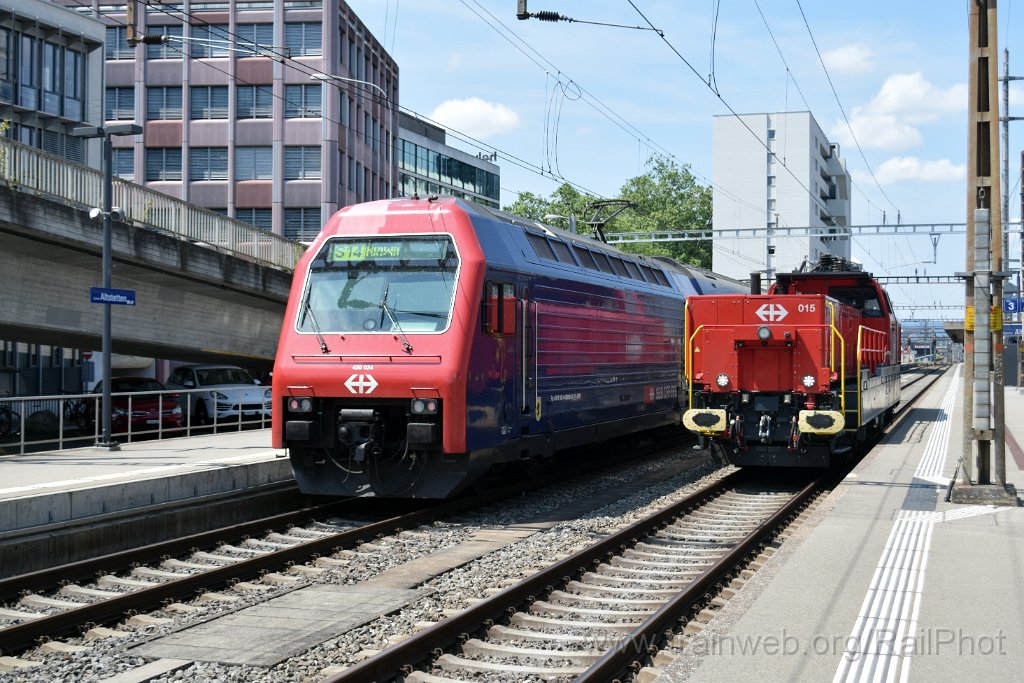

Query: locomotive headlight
left=715, top=373, right=730, bottom=388
left=410, top=398, right=439, bottom=415
left=757, top=326, right=772, bottom=341
left=287, top=397, right=313, bottom=413
left=802, top=374, right=816, bottom=388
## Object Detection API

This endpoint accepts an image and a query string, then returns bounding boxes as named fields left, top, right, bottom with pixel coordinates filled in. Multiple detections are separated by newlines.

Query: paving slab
left=133, top=584, right=427, bottom=666
left=658, top=367, right=1024, bottom=682
left=0, top=429, right=289, bottom=533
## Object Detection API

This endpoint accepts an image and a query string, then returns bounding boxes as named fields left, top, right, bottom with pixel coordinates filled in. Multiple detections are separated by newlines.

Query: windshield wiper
left=380, top=283, right=413, bottom=354
left=301, top=298, right=331, bottom=354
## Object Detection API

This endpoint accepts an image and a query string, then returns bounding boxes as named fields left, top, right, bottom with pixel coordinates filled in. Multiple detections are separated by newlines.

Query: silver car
left=165, top=364, right=271, bottom=425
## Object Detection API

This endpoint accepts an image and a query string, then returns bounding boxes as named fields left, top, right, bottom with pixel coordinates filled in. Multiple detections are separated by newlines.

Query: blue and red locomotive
left=273, top=197, right=743, bottom=497
left=682, top=257, right=901, bottom=466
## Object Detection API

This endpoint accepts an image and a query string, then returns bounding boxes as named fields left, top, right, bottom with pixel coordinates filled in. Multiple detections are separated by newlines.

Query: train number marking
left=755, top=303, right=789, bottom=322
left=344, top=373, right=378, bottom=394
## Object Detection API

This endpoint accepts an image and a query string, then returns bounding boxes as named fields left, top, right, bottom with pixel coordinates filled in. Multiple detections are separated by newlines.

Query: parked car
left=89, top=377, right=183, bottom=434
left=165, top=364, right=272, bottom=425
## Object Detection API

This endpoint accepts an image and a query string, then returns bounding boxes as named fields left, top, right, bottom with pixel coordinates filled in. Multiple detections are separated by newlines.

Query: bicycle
left=62, top=393, right=91, bottom=431
left=0, top=402, right=19, bottom=437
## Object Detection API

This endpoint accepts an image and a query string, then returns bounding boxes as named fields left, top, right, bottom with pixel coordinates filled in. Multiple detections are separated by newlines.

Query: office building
left=60, top=0, right=398, bottom=240
left=0, top=0, right=105, bottom=164
left=712, top=111, right=851, bottom=280
left=397, top=111, right=500, bottom=208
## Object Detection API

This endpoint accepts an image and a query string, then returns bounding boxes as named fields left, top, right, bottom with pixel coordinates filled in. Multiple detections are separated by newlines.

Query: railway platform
left=0, top=429, right=290, bottom=535
left=659, top=367, right=1024, bottom=682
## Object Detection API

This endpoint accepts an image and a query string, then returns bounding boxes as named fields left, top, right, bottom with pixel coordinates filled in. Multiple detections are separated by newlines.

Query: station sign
left=90, top=287, right=136, bottom=306
left=1004, top=297, right=1023, bottom=313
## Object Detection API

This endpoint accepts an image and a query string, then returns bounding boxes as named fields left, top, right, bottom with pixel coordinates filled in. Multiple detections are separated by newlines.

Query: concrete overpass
left=0, top=144, right=299, bottom=367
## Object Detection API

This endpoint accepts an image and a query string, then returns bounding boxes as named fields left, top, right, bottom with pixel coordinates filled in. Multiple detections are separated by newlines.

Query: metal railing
left=0, top=389, right=271, bottom=456
left=0, top=136, right=305, bottom=271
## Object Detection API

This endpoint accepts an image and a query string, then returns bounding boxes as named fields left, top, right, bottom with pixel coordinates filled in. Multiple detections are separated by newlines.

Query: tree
left=503, top=155, right=713, bottom=269
left=609, top=156, right=712, bottom=269
left=503, top=183, right=594, bottom=224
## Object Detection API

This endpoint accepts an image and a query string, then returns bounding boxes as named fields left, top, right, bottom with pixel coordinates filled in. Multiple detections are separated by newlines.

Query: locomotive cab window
left=484, top=282, right=516, bottom=335
left=831, top=286, right=884, bottom=317
left=298, top=235, right=459, bottom=334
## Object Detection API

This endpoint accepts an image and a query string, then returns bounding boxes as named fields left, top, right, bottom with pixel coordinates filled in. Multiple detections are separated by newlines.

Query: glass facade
left=0, top=15, right=97, bottom=166
left=396, top=138, right=499, bottom=207
left=0, top=30, right=87, bottom=119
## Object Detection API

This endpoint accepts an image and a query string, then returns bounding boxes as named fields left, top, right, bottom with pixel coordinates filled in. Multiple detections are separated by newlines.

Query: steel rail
left=575, top=477, right=819, bottom=681
left=323, top=470, right=747, bottom=683
left=0, top=499, right=439, bottom=654
left=0, top=434, right=693, bottom=655
left=325, top=366, right=952, bottom=682
left=0, top=493, right=368, bottom=601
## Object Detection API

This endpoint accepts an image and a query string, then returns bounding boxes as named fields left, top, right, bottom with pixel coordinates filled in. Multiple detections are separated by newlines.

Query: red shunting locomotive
left=682, top=257, right=901, bottom=466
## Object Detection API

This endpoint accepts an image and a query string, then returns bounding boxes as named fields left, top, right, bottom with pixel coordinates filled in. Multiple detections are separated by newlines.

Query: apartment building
left=712, top=111, right=851, bottom=280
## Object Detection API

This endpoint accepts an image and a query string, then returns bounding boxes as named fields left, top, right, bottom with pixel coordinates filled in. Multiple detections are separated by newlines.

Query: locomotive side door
left=483, top=274, right=520, bottom=442
left=520, top=280, right=536, bottom=430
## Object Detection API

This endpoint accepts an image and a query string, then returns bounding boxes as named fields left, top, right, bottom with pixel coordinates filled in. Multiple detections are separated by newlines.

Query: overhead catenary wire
left=794, top=0, right=901, bottom=216
left=79, top=0, right=608, bottom=201
left=625, top=0, right=836, bottom=224
left=132, top=0, right=601, bottom=197
left=459, top=0, right=767, bottom=216
left=752, top=0, right=889, bottom=223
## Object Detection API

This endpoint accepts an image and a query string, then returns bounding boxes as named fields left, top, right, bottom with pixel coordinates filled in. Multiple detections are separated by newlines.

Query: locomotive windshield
left=297, top=236, right=459, bottom=334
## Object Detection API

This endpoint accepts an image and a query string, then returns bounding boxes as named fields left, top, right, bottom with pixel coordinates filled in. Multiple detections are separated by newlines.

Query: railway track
left=323, top=365, right=952, bottom=683
left=325, top=469, right=823, bottom=683
left=0, top=367, right=949, bottom=674
left=0, top=432, right=695, bottom=657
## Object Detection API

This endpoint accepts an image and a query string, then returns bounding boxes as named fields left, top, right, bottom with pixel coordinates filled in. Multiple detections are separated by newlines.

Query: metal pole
left=99, top=134, right=117, bottom=450
left=1003, top=49, right=1012, bottom=266
left=962, top=0, right=981, bottom=486
left=994, top=49, right=1008, bottom=484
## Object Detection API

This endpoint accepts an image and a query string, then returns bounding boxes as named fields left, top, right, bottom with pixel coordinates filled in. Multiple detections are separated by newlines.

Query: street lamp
left=310, top=72, right=390, bottom=107
left=71, top=123, right=143, bottom=450
left=543, top=214, right=577, bottom=233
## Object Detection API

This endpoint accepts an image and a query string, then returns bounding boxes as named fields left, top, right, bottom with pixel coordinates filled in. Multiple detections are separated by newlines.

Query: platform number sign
left=1004, top=297, right=1023, bottom=314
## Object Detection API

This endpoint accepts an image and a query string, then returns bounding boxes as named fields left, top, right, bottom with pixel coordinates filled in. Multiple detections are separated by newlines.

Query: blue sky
left=347, top=1, right=1024, bottom=318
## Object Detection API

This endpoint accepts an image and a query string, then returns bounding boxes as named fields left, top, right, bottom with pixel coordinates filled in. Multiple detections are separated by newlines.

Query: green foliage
left=502, top=155, right=712, bottom=269
left=503, top=184, right=591, bottom=224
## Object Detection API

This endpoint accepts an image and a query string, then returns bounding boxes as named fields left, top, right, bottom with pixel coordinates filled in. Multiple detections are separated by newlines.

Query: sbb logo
left=755, top=303, right=788, bottom=322
left=344, top=373, right=378, bottom=394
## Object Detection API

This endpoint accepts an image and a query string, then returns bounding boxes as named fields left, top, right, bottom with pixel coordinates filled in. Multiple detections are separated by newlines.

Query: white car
left=165, top=364, right=271, bottom=425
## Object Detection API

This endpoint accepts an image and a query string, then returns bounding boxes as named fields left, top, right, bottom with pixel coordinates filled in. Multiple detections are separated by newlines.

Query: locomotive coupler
left=759, top=414, right=772, bottom=443
left=337, top=408, right=381, bottom=462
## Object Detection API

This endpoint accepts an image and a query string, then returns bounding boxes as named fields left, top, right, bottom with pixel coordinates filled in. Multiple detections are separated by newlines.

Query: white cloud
left=830, top=72, right=965, bottom=151
left=859, top=157, right=965, bottom=184
left=822, top=43, right=874, bottom=74
left=446, top=52, right=464, bottom=71
left=430, top=98, right=520, bottom=139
